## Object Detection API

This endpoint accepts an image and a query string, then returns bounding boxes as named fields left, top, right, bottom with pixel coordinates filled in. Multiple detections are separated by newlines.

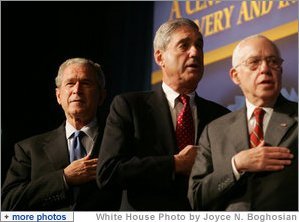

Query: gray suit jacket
left=189, top=95, right=298, bottom=211
left=1, top=123, right=121, bottom=211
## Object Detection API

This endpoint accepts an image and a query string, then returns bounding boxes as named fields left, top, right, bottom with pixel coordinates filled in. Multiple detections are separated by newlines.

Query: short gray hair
left=55, top=57, right=105, bottom=89
left=232, top=34, right=281, bottom=67
left=153, top=18, right=199, bottom=51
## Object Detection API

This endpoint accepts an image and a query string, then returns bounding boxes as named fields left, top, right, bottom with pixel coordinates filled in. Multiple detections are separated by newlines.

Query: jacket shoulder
left=197, top=96, right=230, bottom=116
left=17, top=124, right=64, bottom=147
left=114, top=90, right=155, bottom=101
left=111, top=90, right=158, bottom=108
left=271, top=95, right=298, bottom=120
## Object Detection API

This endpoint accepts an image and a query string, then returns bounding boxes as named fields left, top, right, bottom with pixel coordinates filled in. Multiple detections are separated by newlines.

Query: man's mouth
left=185, top=63, right=200, bottom=69
left=259, top=80, right=274, bottom=85
left=70, top=99, right=84, bottom=103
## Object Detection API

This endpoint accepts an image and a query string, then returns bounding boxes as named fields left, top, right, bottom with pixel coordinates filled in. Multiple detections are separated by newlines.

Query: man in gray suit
left=188, top=35, right=297, bottom=211
left=2, top=58, right=121, bottom=210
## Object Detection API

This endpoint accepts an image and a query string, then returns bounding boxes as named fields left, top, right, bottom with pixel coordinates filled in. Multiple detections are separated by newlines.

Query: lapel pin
left=280, top=123, right=287, bottom=127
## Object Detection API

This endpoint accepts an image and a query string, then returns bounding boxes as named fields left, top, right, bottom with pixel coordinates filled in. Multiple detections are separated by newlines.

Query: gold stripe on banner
left=151, top=20, right=298, bottom=85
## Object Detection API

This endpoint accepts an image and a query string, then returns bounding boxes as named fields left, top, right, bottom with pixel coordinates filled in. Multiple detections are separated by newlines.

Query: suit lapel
left=147, top=88, right=177, bottom=154
left=194, top=95, right=211, bottom=142
left=194, top=95, right=204, bottom=142
left=89, top=127, right=103, bottom=158
left=43, top=123, right=70, bottom=169
left=227, top=108, right=251, bottom=153
left=225, top=95, right=297, bottom=149
left=42, top=122, right=103, bottom=168
left=265, top=96, right=297, bottom=146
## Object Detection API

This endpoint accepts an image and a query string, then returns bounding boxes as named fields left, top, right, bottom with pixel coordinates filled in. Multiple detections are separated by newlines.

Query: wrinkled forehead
left=169, top=26, right=203, bottom=45
left=62, top=63, right=96, bottom=79
left=238, top=38, right=280, bottom=60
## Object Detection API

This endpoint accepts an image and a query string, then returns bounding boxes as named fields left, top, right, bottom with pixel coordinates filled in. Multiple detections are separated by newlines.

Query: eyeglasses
left=235, top=56, right=284, bottom=71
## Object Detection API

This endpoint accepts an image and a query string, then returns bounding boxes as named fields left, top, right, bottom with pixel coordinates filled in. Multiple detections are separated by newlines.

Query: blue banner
left=151, top=1, right=298, bottom=110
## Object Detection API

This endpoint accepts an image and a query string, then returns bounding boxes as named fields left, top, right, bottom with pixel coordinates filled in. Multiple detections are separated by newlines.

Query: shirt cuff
left=231, top=156, right=244, bottom=180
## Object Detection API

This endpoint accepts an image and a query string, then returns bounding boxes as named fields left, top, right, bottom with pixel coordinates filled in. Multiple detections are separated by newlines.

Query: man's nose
left=189, top=45, right=200, bottom=57
left=72, top=81, right=81, bottom=93
left=259, top=59, right=271, bottom=74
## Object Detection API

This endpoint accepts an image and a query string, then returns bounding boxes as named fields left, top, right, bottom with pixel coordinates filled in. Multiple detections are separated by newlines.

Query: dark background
left=1, top=2, right=154, bottom=183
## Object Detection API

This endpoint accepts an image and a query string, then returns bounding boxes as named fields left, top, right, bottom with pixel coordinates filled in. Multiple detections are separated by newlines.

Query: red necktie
left=249, top=108, right=265, bottom=148
left=176, top=94, right=195, bottom=150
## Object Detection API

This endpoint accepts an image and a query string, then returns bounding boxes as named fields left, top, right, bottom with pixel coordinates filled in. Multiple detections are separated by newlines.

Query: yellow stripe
left=152, top=70, right=163, bottom=85
left=205, top=20, right=298, bottom=65
left=151, top=20, right=298, bottom=85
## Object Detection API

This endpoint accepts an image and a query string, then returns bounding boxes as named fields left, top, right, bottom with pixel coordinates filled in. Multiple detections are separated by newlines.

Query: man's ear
left=56, top=88, right=62, bottom=105
left=229, top=68, right=240, bottom=85
left=154, top=49, right=165, bottom=68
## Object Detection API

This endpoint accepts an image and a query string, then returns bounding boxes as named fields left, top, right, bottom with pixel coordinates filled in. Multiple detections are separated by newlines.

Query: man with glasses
left=188, top=35, right=298, bottom=210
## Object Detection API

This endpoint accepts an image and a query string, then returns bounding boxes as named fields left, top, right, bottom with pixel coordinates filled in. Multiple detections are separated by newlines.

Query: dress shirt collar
left=245, top=99, right=273, bottom=121
left=162, top=82, right=196, bottom=108
left=65, top=118, right=98, bottom=142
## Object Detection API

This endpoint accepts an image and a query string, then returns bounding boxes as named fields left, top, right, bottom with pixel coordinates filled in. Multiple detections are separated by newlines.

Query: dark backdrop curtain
left=1, top=1, right=154, bottom=182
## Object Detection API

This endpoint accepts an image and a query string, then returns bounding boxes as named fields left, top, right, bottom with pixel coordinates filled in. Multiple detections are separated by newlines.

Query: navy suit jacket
left=97, top=87, right=230, bottom=210
left=2, top=122, right=121, bottom=210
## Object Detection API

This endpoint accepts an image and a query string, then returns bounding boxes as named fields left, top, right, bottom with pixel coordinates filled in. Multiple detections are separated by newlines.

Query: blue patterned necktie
left=69, top=131, right=87, bottom=208
left=70, top=131, right=87, bottom=162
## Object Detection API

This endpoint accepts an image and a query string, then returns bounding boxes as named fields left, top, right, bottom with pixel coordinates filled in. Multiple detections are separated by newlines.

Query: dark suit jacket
left=1, top=122, right=121, bottom=211
left=189, top=95, right=298, bottom=211
left=96, top=87, right=230, bottom=210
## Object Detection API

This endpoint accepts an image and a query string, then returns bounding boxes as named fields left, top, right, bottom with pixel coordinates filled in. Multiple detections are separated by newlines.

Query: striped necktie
left=249, top=108, right=265, bottom=148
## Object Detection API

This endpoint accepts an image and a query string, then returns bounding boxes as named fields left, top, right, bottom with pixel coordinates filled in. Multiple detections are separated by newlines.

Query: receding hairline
left=232, top=35, right=281, bottom=67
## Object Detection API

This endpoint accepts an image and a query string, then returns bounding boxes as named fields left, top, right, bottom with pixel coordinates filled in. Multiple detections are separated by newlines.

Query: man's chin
left=69, top=108, right=86, bottom=116
left=186, top=73, right=202, bottom=84
left=258, top=91, right=280, bottom=103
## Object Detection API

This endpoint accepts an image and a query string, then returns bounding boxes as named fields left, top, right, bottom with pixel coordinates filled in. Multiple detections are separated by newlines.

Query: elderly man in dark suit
left=2, top=58, right=121, bottom=210
left=96, top=18, right=230, bottom=211
left=189, top=35, right=297, bottom=211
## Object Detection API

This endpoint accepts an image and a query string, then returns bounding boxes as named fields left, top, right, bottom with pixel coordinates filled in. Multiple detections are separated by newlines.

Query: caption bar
left=1, top=211, right=298, bottom=222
